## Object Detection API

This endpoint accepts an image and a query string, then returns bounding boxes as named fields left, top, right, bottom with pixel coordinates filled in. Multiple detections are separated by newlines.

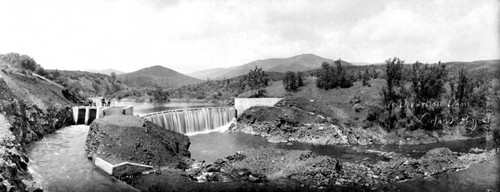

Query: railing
left=75, top=101, right=114, bottom=107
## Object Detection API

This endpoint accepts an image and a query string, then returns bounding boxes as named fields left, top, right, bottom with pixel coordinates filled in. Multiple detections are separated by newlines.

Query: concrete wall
left=123, top=106, right=134, bottom=115
left=72, top=106, right=103, bottom=125
left=102, top=106, right=134, bottom=116
left=72, top=106, right=133, bottom=125
left=234, top=98, right=283, bottom=116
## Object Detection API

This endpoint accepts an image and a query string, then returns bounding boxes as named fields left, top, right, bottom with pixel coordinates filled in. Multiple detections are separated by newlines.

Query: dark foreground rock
left=0, top=114, right=43, bottom=192
left=382, top=154, right=499, bottom=192
left=85, top=115, right=191, bottom=169
left=1, top=67, right=76, bottom=191
left=339, top=147, right=498, bottom=189
left=121, top=143, right=497, bottom=192
left=123, top=148, right=369, bottom=192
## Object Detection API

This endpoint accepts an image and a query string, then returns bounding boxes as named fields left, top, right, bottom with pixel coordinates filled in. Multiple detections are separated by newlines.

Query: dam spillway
left=142, top=107, right=236, bottom=134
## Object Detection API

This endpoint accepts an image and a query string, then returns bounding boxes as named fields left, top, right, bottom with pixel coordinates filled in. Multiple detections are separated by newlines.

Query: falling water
left=142, top=107, right=236, bottom=134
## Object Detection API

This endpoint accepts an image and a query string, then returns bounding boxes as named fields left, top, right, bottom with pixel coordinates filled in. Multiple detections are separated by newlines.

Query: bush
left=36, top=68, right=49, bottom=76
left=19, top=55, right=37, bottom=71
left=1, top=53, right=38, bottom=71
left=249, top=89, right=267, bottom=98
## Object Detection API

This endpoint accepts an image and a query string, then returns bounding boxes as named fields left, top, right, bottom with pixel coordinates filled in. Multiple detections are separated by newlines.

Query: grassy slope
left=53, top=70, right=126, bottom=98
left=0, top=63, right=74, bottom=109
left=286, top=77, right=384, bottom=124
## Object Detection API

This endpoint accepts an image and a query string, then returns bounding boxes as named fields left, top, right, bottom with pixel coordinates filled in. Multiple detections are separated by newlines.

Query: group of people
left=100, top=98, right=111, bottom=107
left=85, top=98, right=111, bottom=107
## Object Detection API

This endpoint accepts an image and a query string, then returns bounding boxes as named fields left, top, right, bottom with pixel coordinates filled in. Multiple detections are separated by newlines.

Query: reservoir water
left=26, top=101, right=492, bottom=191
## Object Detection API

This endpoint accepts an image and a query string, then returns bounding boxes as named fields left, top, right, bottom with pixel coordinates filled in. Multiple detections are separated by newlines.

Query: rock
left=470, top=147, right=485, bottom=153
left=353, top=104, right=364, bottom=113
left=85, top=115, right=191, bottom=169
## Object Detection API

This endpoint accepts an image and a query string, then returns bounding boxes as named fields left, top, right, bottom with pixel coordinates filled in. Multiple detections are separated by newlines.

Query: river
left=26, top=101, right=493, bottom=191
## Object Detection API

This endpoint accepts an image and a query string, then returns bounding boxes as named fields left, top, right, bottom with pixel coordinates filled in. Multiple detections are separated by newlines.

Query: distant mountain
left=443, top=59, right=500, bottom=74
left=350, top=62, right=385, bottom=66
left=186, top=67, right=236, bottom=80
left=87, top=68, right=125, bottom=76
left=188, top=54, right=352, bottom=80
left=118, top=65, right=202, bottom=89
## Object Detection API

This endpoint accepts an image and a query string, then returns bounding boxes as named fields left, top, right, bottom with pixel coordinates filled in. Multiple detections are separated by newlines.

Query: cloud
left=342, top=0, right=499, bottom=63
left=0, top=0, right=497, bottom=73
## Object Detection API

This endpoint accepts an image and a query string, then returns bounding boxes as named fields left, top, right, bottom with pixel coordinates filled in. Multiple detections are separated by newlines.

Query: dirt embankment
left=233, top=106, right=475, bottom=146
left=85, top=115, right=191, bottom=168
left=0, top=68, right=76, bottom=191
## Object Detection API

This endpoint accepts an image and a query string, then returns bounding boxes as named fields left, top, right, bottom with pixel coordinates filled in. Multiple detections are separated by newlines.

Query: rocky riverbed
left=86, top=115, right=498, bottom=192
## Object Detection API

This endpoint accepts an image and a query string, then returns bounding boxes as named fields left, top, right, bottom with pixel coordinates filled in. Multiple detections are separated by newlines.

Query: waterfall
left=142, top=107, right=236, bottom=135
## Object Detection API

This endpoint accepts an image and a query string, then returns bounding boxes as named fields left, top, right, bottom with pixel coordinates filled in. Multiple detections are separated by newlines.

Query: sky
left=0, top=0, right=498, bottom=74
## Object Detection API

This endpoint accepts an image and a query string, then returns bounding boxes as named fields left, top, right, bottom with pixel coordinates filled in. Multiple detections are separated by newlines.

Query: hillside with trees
left=0, top=53, right=130, bottom=101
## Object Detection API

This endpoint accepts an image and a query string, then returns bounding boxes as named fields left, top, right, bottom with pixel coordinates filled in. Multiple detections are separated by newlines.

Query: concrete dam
left=142, top=107, right=236, bottom=134
left=73, top=98, right=282, bottom=135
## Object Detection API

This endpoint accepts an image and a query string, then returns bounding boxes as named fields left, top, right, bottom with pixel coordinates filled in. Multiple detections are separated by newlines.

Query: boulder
left=85, top=115, right=191, bottom=169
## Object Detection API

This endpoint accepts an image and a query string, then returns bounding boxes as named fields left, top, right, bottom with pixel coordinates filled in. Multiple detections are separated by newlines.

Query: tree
left=381, top=57, right=405, bottom=130
left=241, top=66, right=269, bottom=90
left=372, top=68, right=379, bottom=79
left=283, top=71, right=298, bottom=91
left=316, top=60, right=353, bottom=90
left=316, top=62, right=337, bottom=90
left=336, top=59, right=353, bottom=88
left=362, top=68, right=371, bottom=86
left=19, top=55, right=37, bottom=71
left=297, top=72, right=304, bottom=87
left=151, top=86, right=169, bottom=102
left=110, top=72, right=117, bottom=85
left=1, top=53, right=38, bottom=71
left=316, top=62, right=331, bottom=90
left=410, top=61, right=447, bottom=130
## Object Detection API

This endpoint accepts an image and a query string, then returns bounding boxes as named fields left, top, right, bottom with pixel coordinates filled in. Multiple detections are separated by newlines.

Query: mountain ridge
left=188, top=53, right=352, bottom=80
left=87, top=68, right=125, bottom=76
left=118, top=65, right=202, bottom=89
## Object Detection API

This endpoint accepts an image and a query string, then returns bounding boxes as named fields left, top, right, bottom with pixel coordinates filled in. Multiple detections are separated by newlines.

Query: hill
left=87, top=68, right=125, bottom=76
left=188, top=54, right=352, bottom=80
left=118, top=65, right=202, bottom=89
left=0, top=55, right=76, bottom=191
left=49, top=70, right=128, bottom=98
left=186, top=67, right=236, bottom=81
